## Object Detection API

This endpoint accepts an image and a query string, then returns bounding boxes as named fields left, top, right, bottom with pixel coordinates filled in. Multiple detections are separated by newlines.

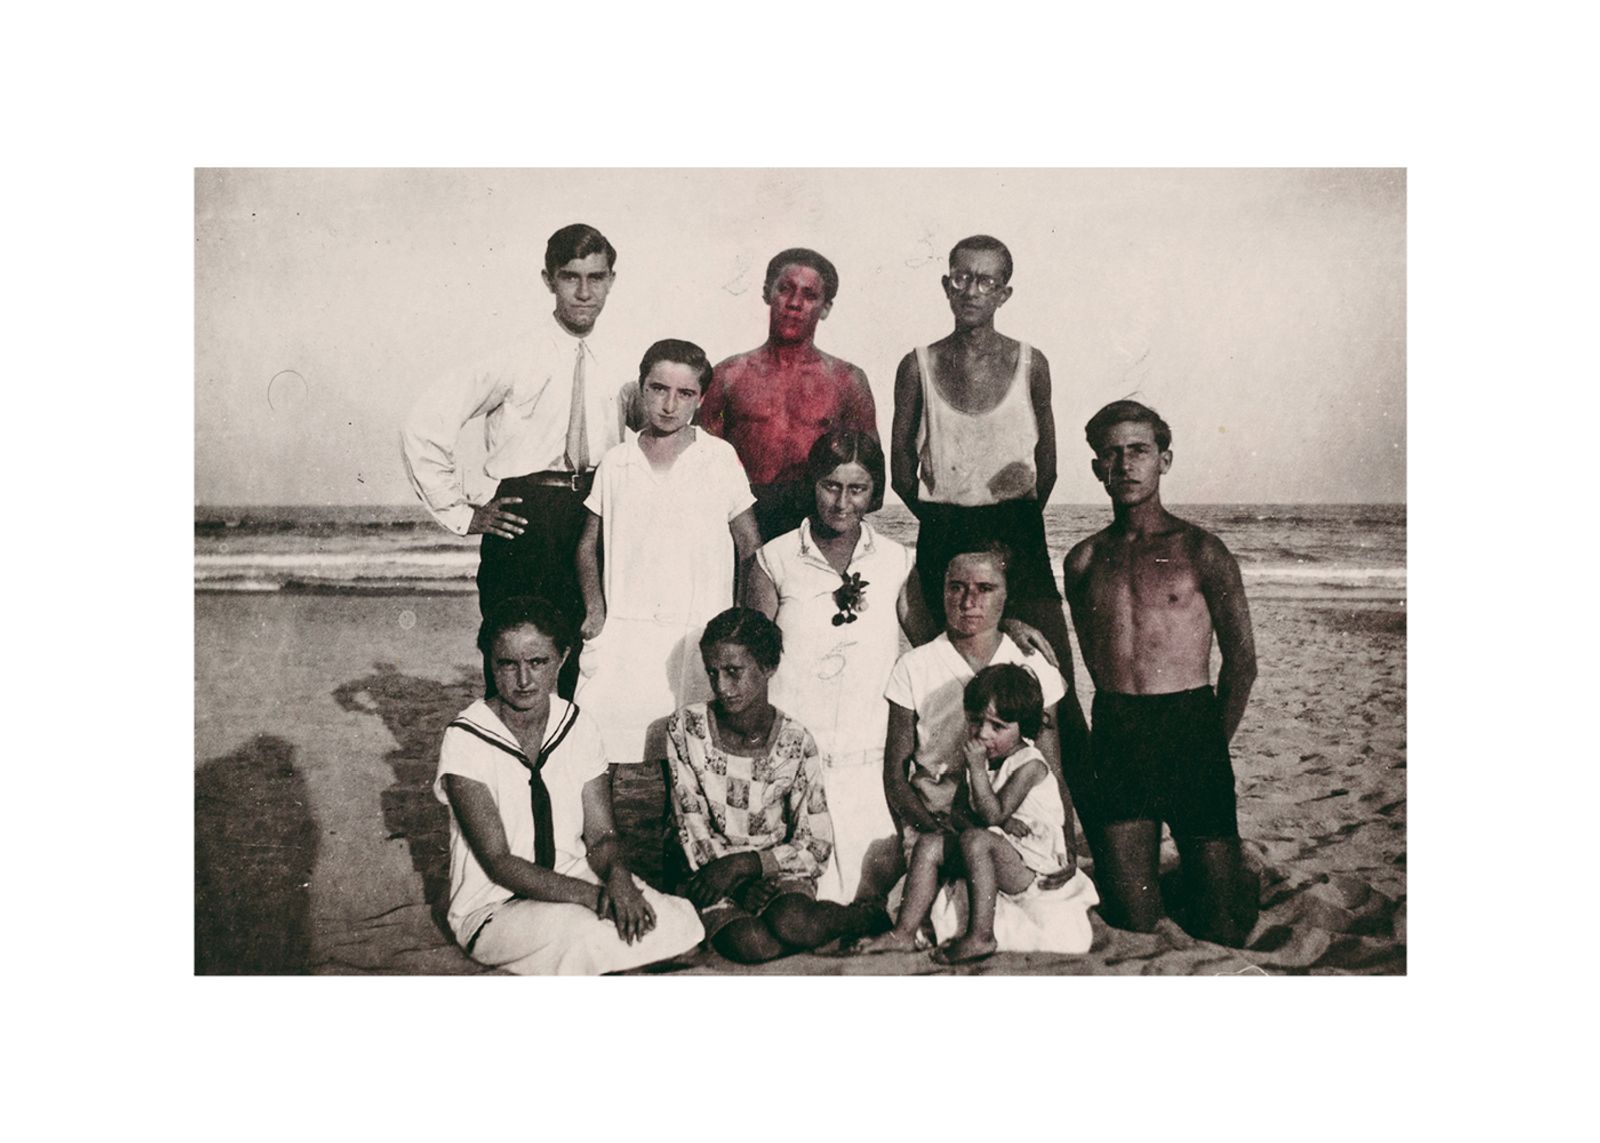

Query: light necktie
left=564, top=340, right=589, bottom=472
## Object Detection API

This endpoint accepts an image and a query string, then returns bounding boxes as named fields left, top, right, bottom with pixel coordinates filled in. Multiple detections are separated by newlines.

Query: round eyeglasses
left=947, top=271, right=1002, bottom=295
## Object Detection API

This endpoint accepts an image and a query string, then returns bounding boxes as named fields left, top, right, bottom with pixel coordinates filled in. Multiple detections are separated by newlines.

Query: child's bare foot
left=855, top=930, right=919, bottom=955
left=931, top=934, right=998, bottom=964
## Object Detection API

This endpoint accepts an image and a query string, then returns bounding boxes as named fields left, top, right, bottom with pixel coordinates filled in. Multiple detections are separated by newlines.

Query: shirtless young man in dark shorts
left=1063, top=400, right=1260, bottom=947
left=700, top=248, right=877, bottom=541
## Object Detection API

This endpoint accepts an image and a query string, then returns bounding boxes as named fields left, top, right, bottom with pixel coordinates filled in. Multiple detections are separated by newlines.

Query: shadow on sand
left=332, top=665, right=687, bottom=920
left=332, top=663, right=479, bottom=938
left=195, top=734, right=317, bottom=974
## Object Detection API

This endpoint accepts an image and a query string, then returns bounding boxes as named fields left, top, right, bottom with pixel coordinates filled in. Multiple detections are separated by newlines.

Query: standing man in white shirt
left=401, top=223, right=627, bottom=697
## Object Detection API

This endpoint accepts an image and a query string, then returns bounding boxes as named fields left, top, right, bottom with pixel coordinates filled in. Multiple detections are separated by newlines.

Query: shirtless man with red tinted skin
left=1063, top=400, right=1260, bottom=947
left=700, top=248, right=877, bottom=541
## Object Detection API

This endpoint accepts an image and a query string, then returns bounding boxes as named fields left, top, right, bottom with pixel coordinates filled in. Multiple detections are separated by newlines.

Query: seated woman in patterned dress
left=665, top=607, right=890, bottom=964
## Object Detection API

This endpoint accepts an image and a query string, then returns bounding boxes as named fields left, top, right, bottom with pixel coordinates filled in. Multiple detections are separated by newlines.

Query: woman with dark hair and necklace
left=745, top=430, right=1054, bottom=905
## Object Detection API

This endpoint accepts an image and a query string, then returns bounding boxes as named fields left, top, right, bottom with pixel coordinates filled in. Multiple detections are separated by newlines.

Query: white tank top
left=915, top=342, right=1039, bottom=505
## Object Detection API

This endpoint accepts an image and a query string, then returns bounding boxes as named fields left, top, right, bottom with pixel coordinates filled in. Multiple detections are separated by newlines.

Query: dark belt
left=512, top=470, right=595, bottom=492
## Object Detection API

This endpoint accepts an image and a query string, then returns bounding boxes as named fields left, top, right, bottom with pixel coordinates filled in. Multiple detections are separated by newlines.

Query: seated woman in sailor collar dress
left=434, top=594, right=704, bottom=974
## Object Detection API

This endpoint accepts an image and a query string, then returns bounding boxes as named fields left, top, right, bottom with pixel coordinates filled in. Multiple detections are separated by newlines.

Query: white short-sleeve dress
left=757, top=519, right=915, bottom=902
left=575, top=430, right=756, bottom=763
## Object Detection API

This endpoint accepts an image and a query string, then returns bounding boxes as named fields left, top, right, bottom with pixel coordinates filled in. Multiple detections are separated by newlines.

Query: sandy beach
left=195, top=583, right=1404, bottom=976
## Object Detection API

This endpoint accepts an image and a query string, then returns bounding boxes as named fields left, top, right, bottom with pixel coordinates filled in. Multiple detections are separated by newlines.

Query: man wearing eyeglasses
left=401, top=222, right=629, bottom=697
left=700, top=248, right=878, bottom=542
left=889, top=235, right=1092, bottom=830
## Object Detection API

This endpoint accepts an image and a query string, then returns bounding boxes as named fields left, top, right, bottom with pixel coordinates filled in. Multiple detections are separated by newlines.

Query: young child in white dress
left=861, top=663, right=1073, bottom=963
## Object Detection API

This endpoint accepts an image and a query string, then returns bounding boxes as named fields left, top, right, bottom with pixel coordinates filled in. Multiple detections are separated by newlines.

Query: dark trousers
left=476, top=474, right=594, bottom=699
left=912, top=497, right=1063, bottom=627
left=750, top=480, right=810, bottom=544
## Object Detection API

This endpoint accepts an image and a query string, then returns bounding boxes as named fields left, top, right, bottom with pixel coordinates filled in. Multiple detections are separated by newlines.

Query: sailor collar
left=452, top=698, right=577, bottom=761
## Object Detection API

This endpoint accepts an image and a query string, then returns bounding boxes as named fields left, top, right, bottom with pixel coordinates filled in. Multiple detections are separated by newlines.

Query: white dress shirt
left=401, top=314, right=628, bottom=535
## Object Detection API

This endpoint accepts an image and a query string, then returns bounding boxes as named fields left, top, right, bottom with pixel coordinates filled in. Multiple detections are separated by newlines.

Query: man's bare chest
left=1089, top=541, right=1205, bottom=612
left=730, top=368, right=847, bottom=426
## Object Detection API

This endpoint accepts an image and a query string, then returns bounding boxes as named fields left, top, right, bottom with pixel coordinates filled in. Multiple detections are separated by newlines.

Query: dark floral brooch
left=832, top=571, right=870, bottom=625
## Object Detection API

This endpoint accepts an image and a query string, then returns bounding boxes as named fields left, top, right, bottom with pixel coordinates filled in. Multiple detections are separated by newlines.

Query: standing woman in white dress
left=744, top=431, right=921, bottom=903
left=745, top=431, right=1058, bottom=904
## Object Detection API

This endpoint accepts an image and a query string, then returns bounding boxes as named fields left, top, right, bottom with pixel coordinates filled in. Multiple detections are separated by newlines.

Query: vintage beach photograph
left=195, top=167, right=1405, bottom=976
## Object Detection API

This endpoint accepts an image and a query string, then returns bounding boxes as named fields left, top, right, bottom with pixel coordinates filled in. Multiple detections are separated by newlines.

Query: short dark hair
left=699, top=607, right=784, bottom=672
left=949, top=235, right=1014, bottom=284
left=943, top=539, right=1013, bottom=587
left=476, top=595, right=580, bottom=698
left=1084, top=399, right=1173, bottom=453
left=638, top=338, right=714, bottom=393
left=964, top=663, right=1046, bottom=741
left=805, top=428, right=886, bottom=513
left=763, top=248, right=840, bottom=305
left=545, top=223, right=617, bottom=278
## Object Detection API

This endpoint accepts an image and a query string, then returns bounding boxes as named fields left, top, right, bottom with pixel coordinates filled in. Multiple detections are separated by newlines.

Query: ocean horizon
left=194, top=502, right=1405, bottom=602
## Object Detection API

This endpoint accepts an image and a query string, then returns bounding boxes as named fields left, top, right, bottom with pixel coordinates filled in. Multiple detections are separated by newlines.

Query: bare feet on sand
left=931, top=935, right=997, bottom=964
left=855, top=930, right=920, bottom=955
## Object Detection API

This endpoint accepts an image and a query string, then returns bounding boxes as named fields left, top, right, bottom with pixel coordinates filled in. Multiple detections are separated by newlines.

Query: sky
left=194, top=167, right=1404, bottom=507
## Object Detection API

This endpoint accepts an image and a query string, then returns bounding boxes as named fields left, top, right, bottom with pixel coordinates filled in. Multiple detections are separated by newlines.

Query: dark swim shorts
left=1090, top=687, right=1239, bottom=839
left=914, top=498, right=1063, bottom=624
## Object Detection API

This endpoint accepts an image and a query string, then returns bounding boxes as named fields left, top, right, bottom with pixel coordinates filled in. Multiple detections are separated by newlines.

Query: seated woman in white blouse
left=434, top=595, right=704, bottom=974
left=859, top=541, right=1098, bottom=957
